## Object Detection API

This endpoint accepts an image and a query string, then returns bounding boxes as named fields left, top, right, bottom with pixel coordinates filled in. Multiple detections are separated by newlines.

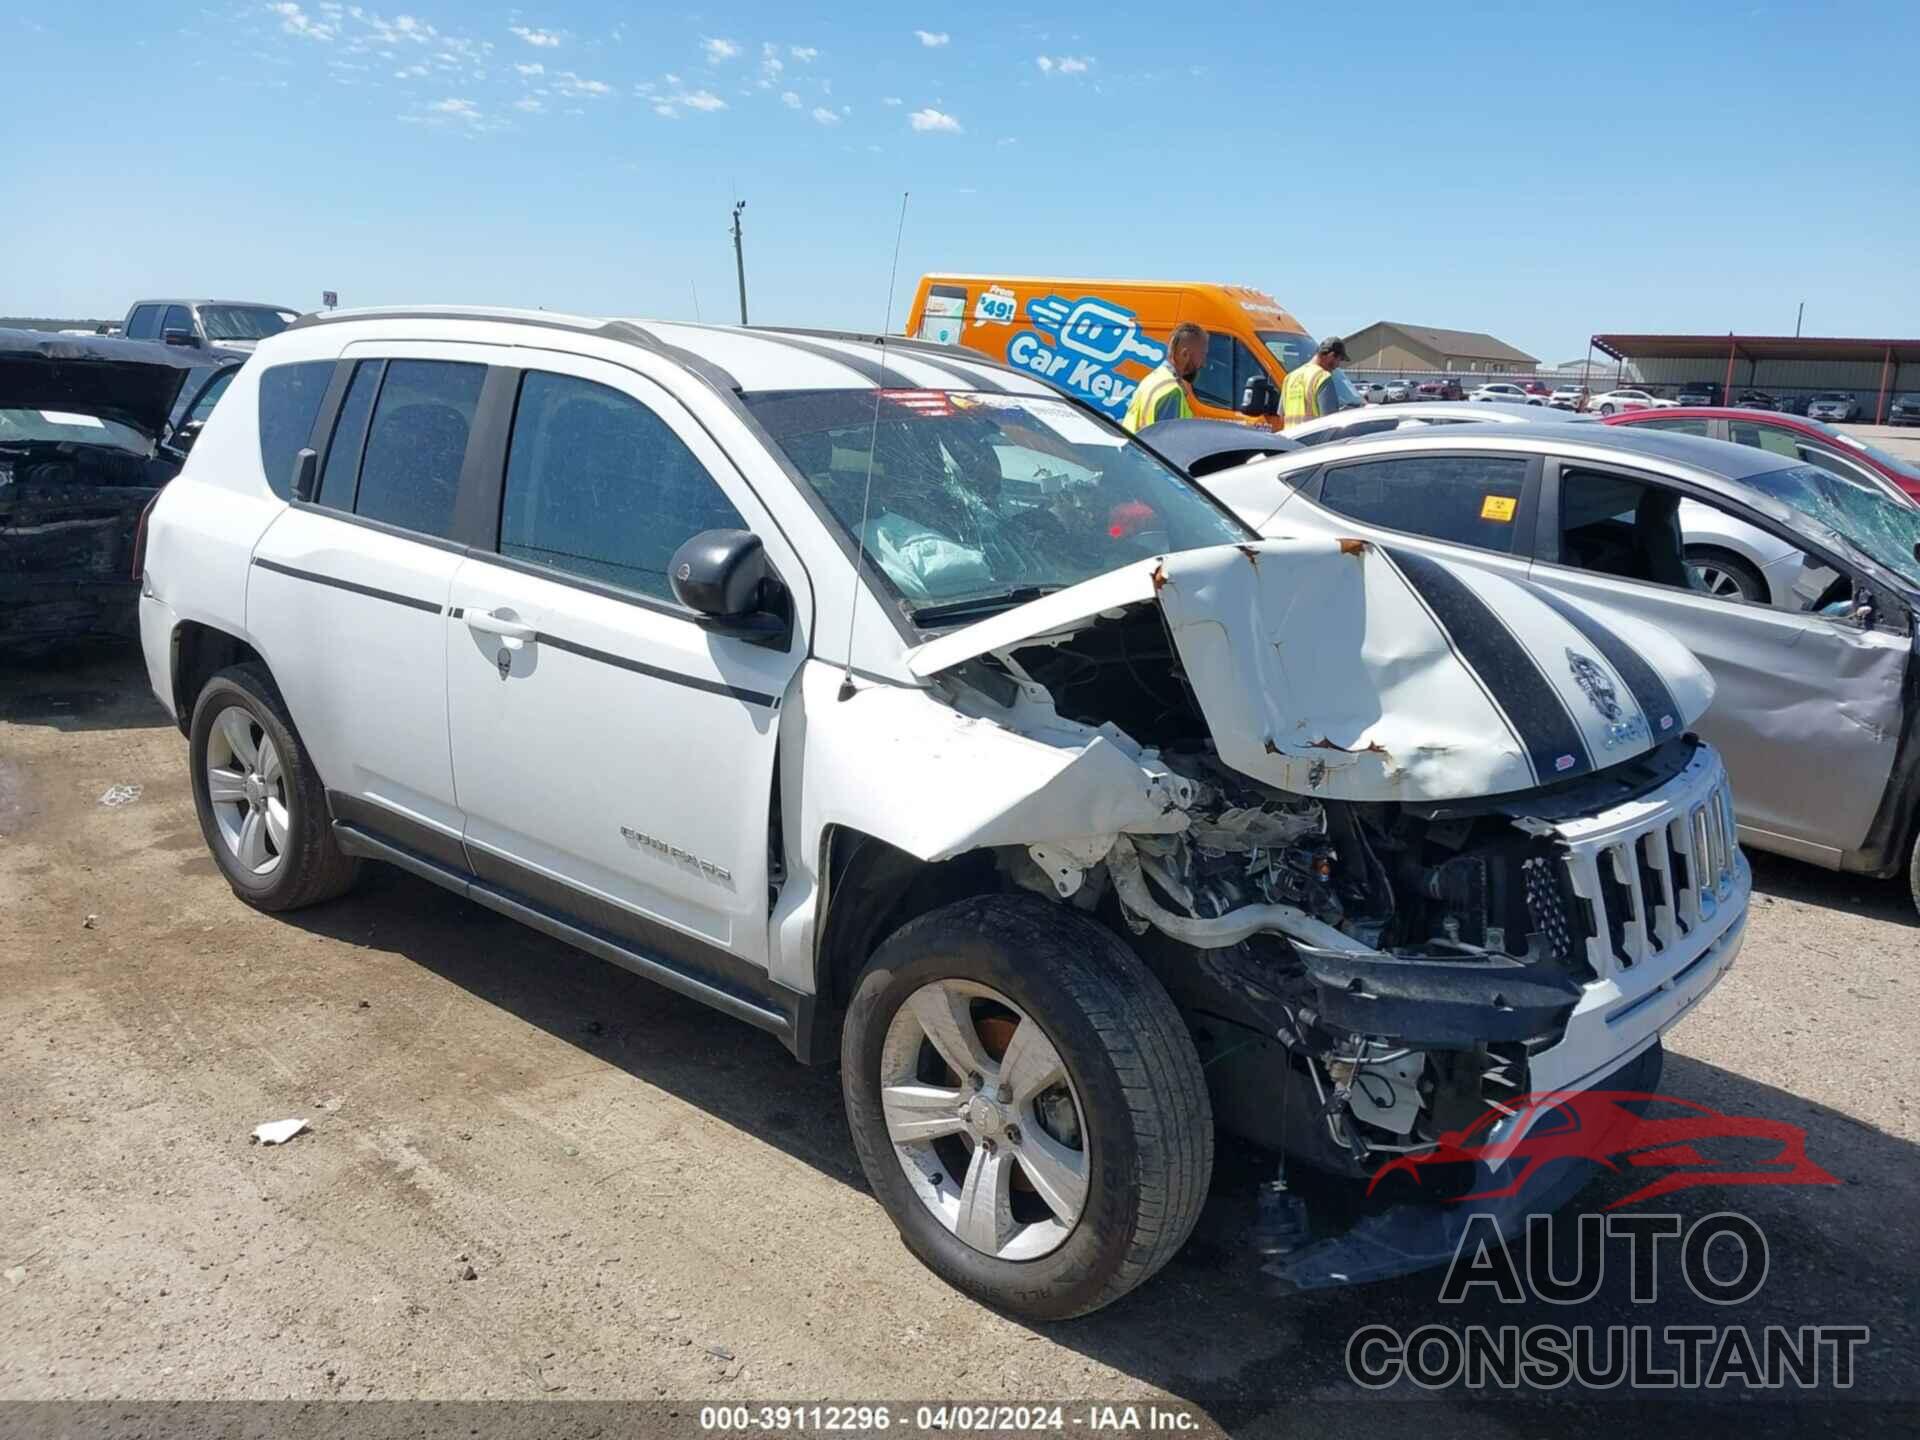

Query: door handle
left=466, top=609, right=538, bottom=643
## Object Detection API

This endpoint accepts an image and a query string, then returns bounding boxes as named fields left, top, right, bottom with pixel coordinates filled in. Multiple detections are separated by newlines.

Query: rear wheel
left=1599, top=403, right=1617, bottom=416
left=189, top=664, right=359, bottom=911
left=1685, top=546, right=1768, bottom=605
left=842, top=894, right=1212, bottom=1319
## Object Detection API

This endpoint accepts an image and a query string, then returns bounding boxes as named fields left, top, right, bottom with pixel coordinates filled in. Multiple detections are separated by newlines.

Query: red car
left=1604, top=405, right=1920, bottom=503
left=1521, top=380, right=1551, bottom=398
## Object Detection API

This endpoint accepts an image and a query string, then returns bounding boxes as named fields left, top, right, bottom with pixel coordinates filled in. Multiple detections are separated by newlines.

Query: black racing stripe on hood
left=1525, top=583, right=1683, bottom=741
left=1382, top=546, right=1594, bottom=782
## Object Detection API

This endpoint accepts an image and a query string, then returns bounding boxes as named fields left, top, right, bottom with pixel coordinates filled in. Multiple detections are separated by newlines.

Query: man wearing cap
left=1281, top=336, right=1349, bottom=429
left=1120, top=323, right=1208, bottom=433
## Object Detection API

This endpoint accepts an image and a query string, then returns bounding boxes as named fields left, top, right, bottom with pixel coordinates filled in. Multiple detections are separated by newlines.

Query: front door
left=444, top=350, right=810, bottom=972
left=1533, top=458, right=1907, bottom=865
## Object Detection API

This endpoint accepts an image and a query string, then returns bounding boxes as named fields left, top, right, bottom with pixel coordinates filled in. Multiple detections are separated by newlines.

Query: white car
left=1285, top=399, right=1589, bottom=446
left=1805, top=393, right=1860, bottom=423
left=1588, top=388, right=1677, bottom=416
left=1351, top=378, right=1388, bottom=404
left=1382, top=378, right=1416, bottom=403
left=1548, top=386, right=1587, bottom=411
left=138, top=306, right=1744, bottom=1314
left=1467, top=381, right=1544, bottom=406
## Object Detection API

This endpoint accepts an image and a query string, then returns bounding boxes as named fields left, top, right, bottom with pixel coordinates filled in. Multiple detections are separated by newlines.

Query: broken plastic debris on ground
left=250, top=1118, right=309, bottom=1146
left=98, top=783, right=141, bottom=807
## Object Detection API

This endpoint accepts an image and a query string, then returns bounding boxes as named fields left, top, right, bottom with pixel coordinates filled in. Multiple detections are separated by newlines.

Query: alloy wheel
left=204, top=705, right=289, bottom=877
left=879, top=979, right=1089, bottom=1261
left=1689, top=563, right=1752, bottom=602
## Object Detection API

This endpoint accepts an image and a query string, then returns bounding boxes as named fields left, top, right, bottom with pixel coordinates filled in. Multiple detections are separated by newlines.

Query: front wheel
left=1599, top=403, right=1616, bottom=415
left=842, top=894, right=1212, bottom=1319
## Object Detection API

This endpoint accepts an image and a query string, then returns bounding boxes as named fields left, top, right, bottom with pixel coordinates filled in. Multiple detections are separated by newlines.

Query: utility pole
left=731, top=201, right=749, bottom=326
left=1795, top=300, right=1805, bottom=338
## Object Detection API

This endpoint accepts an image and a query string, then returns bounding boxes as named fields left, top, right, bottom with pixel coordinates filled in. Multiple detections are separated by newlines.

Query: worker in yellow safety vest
left=1281, top=335, right=1350, bottom=429
left=1120, top=323, right=1208, bottom=433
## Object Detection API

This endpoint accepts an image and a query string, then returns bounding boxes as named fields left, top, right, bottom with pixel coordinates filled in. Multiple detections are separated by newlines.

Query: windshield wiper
left=910, top=585, right=1064, bottom=626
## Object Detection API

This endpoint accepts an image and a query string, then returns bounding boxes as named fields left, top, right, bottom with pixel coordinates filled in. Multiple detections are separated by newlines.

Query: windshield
left=1258, top=331, right=1318, bottom=371
left=0, top=408, right=153, bottom=454
left=1747, top=462, right=1920, bottom=590
left=741, top=388, right=1250, bottom=621
left=198, top=305, right=296, bottom=341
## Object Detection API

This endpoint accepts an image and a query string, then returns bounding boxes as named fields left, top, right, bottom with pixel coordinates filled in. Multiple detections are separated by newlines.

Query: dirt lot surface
left=3, top=650, right=1917, bottom=1433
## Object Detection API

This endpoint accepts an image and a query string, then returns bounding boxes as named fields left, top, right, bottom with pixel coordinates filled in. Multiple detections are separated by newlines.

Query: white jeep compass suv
left=139, top=308, right=1749, bottom=1317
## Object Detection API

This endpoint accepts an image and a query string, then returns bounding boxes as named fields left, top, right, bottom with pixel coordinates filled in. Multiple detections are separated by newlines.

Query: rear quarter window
left=257, top=361, right=335, bottom=499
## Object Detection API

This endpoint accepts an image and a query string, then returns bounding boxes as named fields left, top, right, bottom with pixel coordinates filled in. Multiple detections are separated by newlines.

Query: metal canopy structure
left=1590, top=333, right=1920, bottom=422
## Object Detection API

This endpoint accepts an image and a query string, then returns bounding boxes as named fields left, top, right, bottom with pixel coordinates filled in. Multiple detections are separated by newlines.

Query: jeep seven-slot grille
left=1568, top=778, right=1738, bottom=975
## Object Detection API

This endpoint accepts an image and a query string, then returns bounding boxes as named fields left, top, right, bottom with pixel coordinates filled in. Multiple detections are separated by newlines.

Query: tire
left=1907, top=832, right=1920, bottom=919
left=1599, top=403, right=1616, bottom=416
left=188, top=663, right=359, bottom=912
left=1685, top=546, right=1769, bottom=605
left=842, top=894, right=1212, bottom=1320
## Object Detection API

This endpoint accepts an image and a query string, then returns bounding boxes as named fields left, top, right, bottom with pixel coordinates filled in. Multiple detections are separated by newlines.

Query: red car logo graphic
left=1368, top=1090, right=1838, bottom=1209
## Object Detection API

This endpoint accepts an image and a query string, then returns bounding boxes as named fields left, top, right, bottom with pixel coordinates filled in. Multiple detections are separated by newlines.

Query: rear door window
left=1635, top=416, right=1712, bottom=437
left=125, top=306, right=161, bottom=341
left=316, top=360, right=383, bottom=509
left=1318, top=454, right=1532, bottom=554
left=497, top=371, right=746, bottom=603
left=1729, top=420, right=1801, bottom=459
left=256, top=360, right=334, bottom=499
left=350, top=359, right=483, bottom=539
left=917, top=284, right=968, bottom=345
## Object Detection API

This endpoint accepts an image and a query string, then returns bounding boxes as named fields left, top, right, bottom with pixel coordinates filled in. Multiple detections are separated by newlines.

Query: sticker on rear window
left=39, top=410, right=107, bottom=428
left=1480, top=494, right=1517, bottom=522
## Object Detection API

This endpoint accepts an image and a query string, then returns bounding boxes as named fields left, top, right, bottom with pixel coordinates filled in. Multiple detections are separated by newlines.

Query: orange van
left=904, top=275, right=1319, bottom=428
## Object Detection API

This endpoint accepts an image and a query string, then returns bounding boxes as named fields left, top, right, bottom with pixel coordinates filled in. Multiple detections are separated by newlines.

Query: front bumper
left=1267, top=743, right=1748, bottom=1290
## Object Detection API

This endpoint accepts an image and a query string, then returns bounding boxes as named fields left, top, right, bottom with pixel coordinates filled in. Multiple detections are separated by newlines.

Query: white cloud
left=664, top=71, right=681, bottom=84
left=393, top=62, right=427, bottom=78
left=883, top=96, right=902, bottom=106
left=653, top=101, right=679, bottom=118
left=430, top=96, right=477, bottom=115
left=909, top=107, right=961, bottom=133
left=515, top=61, right=543, bottom=76
left=679, top=88, right=727, bottom=111
left=789, top=45, right=818, bottom=61
left=780, top=90, right=801, bottom=108
left=702, top=36, right=740, bottom=62
left=915, top=30, right=949, bottom=47
left=271, top=3, right=336, bottom=42
left=811, top=106, right=840, bottom=126
left=1037, top=55, right=1091, bottom=75
left=554, top=71, right=611, bottom=97
left=510, top=25, right=559, bottom=48
left=514, top=96, right=543, bottom=112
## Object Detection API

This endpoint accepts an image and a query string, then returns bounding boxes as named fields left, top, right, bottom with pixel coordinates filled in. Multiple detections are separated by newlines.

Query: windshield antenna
left=838, top=190, right=910, bottom=703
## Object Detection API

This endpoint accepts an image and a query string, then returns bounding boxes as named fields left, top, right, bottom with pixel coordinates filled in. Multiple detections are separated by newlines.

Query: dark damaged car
left=1, top=329, right=241, bottom=655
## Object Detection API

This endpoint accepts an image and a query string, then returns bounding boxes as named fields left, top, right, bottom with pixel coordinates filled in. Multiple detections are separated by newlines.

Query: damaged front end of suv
left=893, top=535, right=1749, bottom=1286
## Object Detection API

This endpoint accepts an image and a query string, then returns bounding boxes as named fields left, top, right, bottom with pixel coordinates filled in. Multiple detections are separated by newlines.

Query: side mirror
left=290, top=447, right=319, bottom=503
left=161, top=328, right=203, bottom=349
left=1239, top=375, right=1279, bottom=417
left=166, top=418, right=205, bottom=456
left=670, top=528, right=787, bottom=643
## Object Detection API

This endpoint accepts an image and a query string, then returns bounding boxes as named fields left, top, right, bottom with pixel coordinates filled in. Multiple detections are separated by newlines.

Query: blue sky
left=7, top=2, right=1917, bottom=360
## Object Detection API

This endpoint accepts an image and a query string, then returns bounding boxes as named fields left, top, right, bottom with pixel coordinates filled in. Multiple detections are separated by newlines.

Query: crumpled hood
left=908, top=538, right=1714, bottom=802
left=0, top=330, right=206, bottom=438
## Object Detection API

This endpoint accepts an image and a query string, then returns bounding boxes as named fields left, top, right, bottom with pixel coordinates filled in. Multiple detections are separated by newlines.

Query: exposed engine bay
left=942, top=599, right=1709, bottom=1181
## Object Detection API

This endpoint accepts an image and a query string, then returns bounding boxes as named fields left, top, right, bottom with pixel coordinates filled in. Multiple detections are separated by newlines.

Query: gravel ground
left=2, top=649, right=1916, bottom=1434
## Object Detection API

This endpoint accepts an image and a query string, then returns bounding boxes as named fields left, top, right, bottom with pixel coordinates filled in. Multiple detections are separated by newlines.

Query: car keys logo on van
left=1005, top=293, right=1167, bottom=419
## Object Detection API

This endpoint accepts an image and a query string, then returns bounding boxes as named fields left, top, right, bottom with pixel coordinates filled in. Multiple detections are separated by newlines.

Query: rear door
left=444, top=348, right=811, bottom=974
left=1530, top=456, right=1906, bottom=864
left=248, top=344, right=495, bottom=865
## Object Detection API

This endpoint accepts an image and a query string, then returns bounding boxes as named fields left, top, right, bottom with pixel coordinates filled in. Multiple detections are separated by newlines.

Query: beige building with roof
left=1344, top=321, right=1539, bottom=374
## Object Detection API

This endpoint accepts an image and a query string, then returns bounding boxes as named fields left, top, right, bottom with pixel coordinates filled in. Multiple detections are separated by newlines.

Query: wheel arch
left=170, top=621, right=270, bottom=734
left=800, top=826, right=1005, bottom=1062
